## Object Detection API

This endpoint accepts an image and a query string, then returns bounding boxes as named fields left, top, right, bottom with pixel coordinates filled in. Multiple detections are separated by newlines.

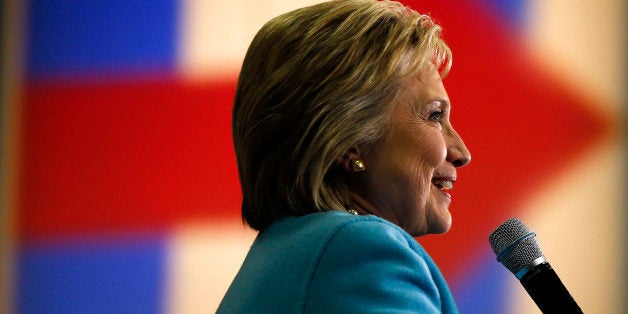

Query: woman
left=218, top=0, right=471, bottom=312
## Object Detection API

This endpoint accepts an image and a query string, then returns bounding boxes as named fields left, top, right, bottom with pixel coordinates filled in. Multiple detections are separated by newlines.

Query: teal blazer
left=217, top=211, right=458, bottom=313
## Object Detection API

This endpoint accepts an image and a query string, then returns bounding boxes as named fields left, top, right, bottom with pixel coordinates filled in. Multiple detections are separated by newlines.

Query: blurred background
left=1, top=0, right=625, bottom=313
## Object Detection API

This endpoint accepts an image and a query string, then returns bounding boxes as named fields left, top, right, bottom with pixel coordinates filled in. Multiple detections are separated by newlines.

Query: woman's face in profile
left=357, top=66, right=470, bottom=237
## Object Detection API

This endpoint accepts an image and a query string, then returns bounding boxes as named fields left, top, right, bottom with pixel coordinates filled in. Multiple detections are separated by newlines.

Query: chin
left=408, top=222, right=450, bottom=237
left=431, top=223, right=452, bottom=234
left=427, top=213, right=452, bottom=235
left=405, top=206, right=452, bottom=237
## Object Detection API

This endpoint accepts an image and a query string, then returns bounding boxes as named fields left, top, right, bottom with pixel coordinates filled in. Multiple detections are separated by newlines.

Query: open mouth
left=432, top=178, right=454, bottom=191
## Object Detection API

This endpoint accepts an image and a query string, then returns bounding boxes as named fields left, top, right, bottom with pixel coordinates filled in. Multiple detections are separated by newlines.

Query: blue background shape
left=17, top=236, right=167, bottom=314
left=27, top=0, right=178, bottom=78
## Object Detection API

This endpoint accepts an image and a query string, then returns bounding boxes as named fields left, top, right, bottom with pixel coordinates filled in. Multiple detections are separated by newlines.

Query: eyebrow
left=411, top=97, right=450, bottom=110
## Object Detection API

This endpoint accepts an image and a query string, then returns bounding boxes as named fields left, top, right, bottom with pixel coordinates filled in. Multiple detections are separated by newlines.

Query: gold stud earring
left=351, top=159, right=365, bottom=172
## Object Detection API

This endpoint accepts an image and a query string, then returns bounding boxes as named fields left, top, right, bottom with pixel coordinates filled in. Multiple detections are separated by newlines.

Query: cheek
left=417, top=132, right=447, bottom=168
left=409, top=158, right=435, bottom=204
left=415, top=158, right=434, bottom=186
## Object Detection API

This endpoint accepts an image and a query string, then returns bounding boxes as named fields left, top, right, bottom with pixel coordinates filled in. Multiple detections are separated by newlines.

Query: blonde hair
left=233, top=0, right=451, bottom=231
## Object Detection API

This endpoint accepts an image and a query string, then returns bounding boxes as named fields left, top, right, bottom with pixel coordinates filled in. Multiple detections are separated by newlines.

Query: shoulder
left=268, top=211, right=427, bottom=262
left=270, top=211, right=417, bottom=245
left=270, top=211, right=434, bottom=276
left=299, top=212, right=456, bottom=313
left=263, top=211, right=412, bottom=248
left=218, top=211, right=457, bottom=313
left=300, top=211, right=429, bottom=263
left=319, top=213, right=422, bottom=253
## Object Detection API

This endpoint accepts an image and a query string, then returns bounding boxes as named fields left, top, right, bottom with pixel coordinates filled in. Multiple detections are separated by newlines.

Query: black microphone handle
left=519, top=262, right=583, bottom=314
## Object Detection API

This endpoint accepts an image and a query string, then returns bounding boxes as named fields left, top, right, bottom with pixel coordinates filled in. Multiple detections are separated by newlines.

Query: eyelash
left=428, top=111, right=445, bottom=122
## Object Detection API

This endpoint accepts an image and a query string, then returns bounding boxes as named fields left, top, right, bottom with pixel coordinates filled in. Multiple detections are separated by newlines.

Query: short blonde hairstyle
left=233, top=0, right=452, bottom=231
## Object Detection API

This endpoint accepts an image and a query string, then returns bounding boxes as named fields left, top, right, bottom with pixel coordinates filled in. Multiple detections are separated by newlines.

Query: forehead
left=402, top=66, right=448, bottom=103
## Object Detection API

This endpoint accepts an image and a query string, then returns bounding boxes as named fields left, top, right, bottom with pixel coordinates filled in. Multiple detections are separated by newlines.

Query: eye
left=428, top=111, right=444, bottom=122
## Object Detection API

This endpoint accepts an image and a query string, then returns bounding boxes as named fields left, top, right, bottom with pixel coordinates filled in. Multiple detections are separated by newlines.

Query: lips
left=432, top=177, right=455, bottom=199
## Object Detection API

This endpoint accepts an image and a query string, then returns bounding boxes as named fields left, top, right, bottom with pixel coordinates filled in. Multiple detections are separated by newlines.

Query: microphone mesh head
left=488, top=218, right=544, bottom=275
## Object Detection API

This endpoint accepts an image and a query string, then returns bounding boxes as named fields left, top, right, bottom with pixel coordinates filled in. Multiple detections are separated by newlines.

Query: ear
left=335, top=146, right=362, bottom=172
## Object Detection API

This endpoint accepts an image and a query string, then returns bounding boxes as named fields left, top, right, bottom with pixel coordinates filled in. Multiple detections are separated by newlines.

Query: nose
left=446, top=128, right=471, bottom=168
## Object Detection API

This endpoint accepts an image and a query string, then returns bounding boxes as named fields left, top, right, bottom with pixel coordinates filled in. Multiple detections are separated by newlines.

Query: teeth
left=434, top=180, right=453, bottom=190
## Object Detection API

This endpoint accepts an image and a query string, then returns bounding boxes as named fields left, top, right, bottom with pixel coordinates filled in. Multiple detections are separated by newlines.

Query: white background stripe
left=165, top=223, right=257, bottom=313
left=177, top=0, right=321, bottom=80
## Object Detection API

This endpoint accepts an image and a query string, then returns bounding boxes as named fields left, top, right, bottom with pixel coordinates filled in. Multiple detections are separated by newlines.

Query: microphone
left=488, top=218, right=583, bottom=313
